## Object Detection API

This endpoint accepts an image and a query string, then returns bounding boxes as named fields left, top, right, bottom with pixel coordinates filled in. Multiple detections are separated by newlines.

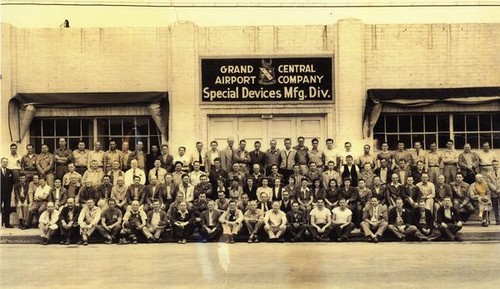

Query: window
left=374, top=112, right=499, bottom=150
left=30, top=117, right=161, bottom=153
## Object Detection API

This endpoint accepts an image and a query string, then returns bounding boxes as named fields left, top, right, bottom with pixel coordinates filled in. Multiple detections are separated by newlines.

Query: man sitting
left=331, top=198, right=355, bottom=242
left=243, top=200, right=264, bottom=243
left=77, top=198, right=101, bottom=246
left=143, top=200, right=169, bottom=243
left=38, top=201, right=59, bottom=245
left=120, top=200, right=147, bottom=244
left=172, top=201, right=195, bottom=244
left=286, top=201, right=308, bottom=242
left=360, top=197, right=388, bottom=243
left=58, top=197, right=80, bottom=245
left=97, top=198, right=123, bottom=244
left=219, top=200, right=244, bottom=243
left=468, top=174, right=492, bottom=227
left=437, top=197, right=463, bottom=241
left=263, top=201, right=287, bottom=242
left=200, top=200, right=222, bottom=242
left=388, top=198, right=417, bottom=241
left=309, top=199, right=333, bottom=241
left=411, top=199, right=441, bottom=241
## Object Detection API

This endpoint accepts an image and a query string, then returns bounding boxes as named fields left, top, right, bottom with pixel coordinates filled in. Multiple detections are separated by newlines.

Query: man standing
left=263, top=201, right=287, bottom=242
left=54, top=138, right=72, bottom=181
left=97, top=198, right=123, bottom=244
left=128, top=141, right=146, bottom=170
left=286, top=201, right=308, bottom=242
left=410, top=141, right=427, bottom=170
left=324, top=138, right=339, bottom=169
left=442, top=140, right=459, bottom=184
left=36, top=144, right=55, bottom=187
left=72, top=141, right=89, bottom=176
left=121, top=141, right=132, bottom=171
left=7, top=143, right=22, bottom=182
left=360, top=197, right=388, bottom=243
left=458, top=143, right=479, bottom=184
left=77, top=199, right=101, bottom=245
left=426, top=142, right=442, bottom=186
left=249, top=141, right=266, bottom=174
left=205, top=141, right=221, bottom=173
left=309, top=199, right=332, bottom=241
left=88, top=141, right=105, bottom=170
left=200, top=200, right=222, bottom=242
left=38, top=202, right=59, bottom=245
left=243, top=200, right=264, bottom=243
left=1, top=158, right=14, bottom=228
left=387, top=198, right=417, bottom=241
left=264, top=139, right=280, bottom=175
left=307, top=138, right=325, bottom=174
left=146, top=145, right=161, bottom=174
left=104, top=139, right=122, bottom=174
left=436, top=197, right=463, bottom=241
left=190, top=142, right=207, bottom=172
left=220, top=137, right=235, bottom=172
left=234, top=140, right=251, bottom=174
left=486, top=160, right=500, bottom=225
left=477, top=142, right=497, bottom=176
left=158, top=144, right=174, bottom=173
left=58, top=198, right=80, bottom=244
left=21, top=144, right=38, bottom=181
left=294, top=136, right=309, bottom=175
left=331, top=198, right=355, bottom=242
left=358, top=144, right=375, bottom=169
left=279, top=138, right=298, bottom=182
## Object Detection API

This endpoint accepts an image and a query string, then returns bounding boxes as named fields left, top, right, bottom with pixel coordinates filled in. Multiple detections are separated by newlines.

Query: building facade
left=1, top=19, right=499, bottom=157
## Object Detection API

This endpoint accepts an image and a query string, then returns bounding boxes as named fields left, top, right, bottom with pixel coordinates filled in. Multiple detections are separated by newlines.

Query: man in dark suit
left=437, top=197, right=463, bottom=241
left=143, top=200, right=169, bottom=243
left=171, top=201, right=195, bottom=244
left=1, top=157, right=15, bottom=228
left=388, top=198, right=417, bottom=241
left=411, top=199, right=441, bottom=241
left=286, top=202, right=308, bottom=242
left=374, top=158, right=393, bottom=186
left=279, top=191, right=293, bottom=213
left=200, top=200, right=222, bottom=242
left=249, top=141, right=266, bottom=174
left=58, top=198, right=81, bottom=244
left=360, top=196, right=388, bottom=242
left=158, top=144, right=174, bottom=173
left=13, top=173, right=30, bottom=229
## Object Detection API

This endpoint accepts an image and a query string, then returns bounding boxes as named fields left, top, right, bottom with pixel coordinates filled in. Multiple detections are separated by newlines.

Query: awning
left=8, top=92, right=169, bottom=142
left=362, top=87, right=500, bottom=138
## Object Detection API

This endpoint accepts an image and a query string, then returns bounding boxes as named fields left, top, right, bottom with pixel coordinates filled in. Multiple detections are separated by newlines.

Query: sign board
left=201, top=57, right=333, bottom=102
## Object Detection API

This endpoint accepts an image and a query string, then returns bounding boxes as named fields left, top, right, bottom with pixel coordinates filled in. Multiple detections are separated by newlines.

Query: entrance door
left=208, top=115, right=326, bottom=149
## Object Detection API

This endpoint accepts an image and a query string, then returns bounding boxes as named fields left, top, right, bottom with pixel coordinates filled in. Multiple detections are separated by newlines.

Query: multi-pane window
left=374, top=113, right=499, bottom=150
left=30, top=117, right=161, bottom=153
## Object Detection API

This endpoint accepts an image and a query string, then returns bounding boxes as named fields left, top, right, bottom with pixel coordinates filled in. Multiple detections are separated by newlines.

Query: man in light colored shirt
left=360, top=197, right=388, bottom=243
left=188, top=161, right=206, bottom=187
left=205, top=141, right=221, bottom=173
left=28, top=177, right=51, bottom=227
left=124, top=159, right=146, bottom=187
left=200, top=200, right=222, bottom=242
left=72, top=141, right=89, bottom=175
left=410, top=141, right=427, bottom=169
left=358, top=144, right=375, bottom=169
left=82, top=160, right=104, bottom=187
left=426, top=142, right=442, bottom=186
left=331, top=198, right=355, bottom=241
left=62, top=163, right=82, bottom=188
left=173, top=146, right=190, bottom=173
left=309, top=199, right=332, bottom=241
left=38, top=201, right=59, bottom=245
left=478, top=142, right=498, bottom=176
left=307, top=138, right=325, bottom=174
left=190, top=141, right=207, bottom=172
left=416, top=173, right=436, bottom=212
left=243, top=200, right=264, bottom=243
left=263, top=201, right=287, bottom=242
left=104, top=139, right=122, bottom=174
left=7, top=143, right=22, bottom=182
left=441, top=140, right=459, bottom=184
left=77, top=198, right=101, bottom=245
left=324, top=138, right=339, bottom=169
left=88, top=141, right=105, bottom=169
left=36, top=144, right=55, bottom=187
left=149, top=159, right=167, bottom=185
left=143, top=200, right=169, bottom=242
left=219, top=200, right=244, bottom=243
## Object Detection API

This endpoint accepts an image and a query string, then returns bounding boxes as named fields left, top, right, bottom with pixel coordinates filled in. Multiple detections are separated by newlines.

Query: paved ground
left=1, top=242, right=499, bottom=289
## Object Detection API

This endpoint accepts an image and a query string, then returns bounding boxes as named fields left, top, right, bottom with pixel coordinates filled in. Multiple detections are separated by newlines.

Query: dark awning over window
left=9, top=92, right=169, bottom=143
left=362, top=87, right=500, bottom=138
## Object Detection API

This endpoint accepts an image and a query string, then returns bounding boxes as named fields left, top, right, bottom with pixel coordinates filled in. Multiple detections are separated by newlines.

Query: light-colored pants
left=388, top=224, right=417, bottom=239
left=360, top=221, right=388, bottom=237
left=80, top=224, right=96, bottom=238
left=16, top=203, right=29, bottom=221
left=264, top=225, right=286, bottom=239
left=222, top=222, right=241, bottom=235
left=39, top=223, right=58, bottom=239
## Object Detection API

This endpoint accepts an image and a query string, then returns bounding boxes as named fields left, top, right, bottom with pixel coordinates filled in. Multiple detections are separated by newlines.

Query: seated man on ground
left=411, top=199, right=442, bottom=241
left=77, top=198, right=101, bottom=246
left=309, top=199, right=333, bottom=242
left=143, top=200, right=169, bottom=243
left=243, top=200, right=264, bottom=243
left=38, top=201, right=59, bottom=245
left=360, top=197, right=388, bottom=243
left=331, top=198, right=355, bottom=242
left=286, top=201, right=308, bottom=242
left=97, top=198, right=123, bottom=244
left=120, top=200, right=147, bottom=244
left=437, top=197, right=463, bottom=241
left=172, top=201, right=195, bottom=244
left=58, top=197, right=80, bottom=244
left=263, top=201, right=288, bottom=242
left=219, top=200, right=244, bottom=244
left=388, top=198, right=417, bottom=241
left=468, top=174, right=492, bottom=227
left=200, top=200, right=222, bottom=242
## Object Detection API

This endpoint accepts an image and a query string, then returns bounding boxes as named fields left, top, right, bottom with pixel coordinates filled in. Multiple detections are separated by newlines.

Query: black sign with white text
left=201, top=57, right=333, bottom=102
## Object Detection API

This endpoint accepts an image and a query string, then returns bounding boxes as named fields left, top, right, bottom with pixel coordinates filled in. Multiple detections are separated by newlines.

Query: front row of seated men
left=38, top=195, right=464, bottom=245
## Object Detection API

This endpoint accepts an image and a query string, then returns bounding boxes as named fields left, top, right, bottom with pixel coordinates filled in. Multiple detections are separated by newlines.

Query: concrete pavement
left=1, top=242, right=499, bottom=289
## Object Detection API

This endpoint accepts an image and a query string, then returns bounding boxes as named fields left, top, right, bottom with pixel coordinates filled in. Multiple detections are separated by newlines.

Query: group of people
left=1, top=135, right=498, bottom=245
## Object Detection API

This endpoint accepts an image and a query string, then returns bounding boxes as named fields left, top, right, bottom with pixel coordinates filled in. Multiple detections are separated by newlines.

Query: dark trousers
left=492, top=197, right=499, bottom=222
left=309, top=224, right=333, bottom=239
left=286, top=223, right=308, bottom=240
left=60, top=224, right=79, bottom=241
left=279, top=169, right=294, bottom=185
left=121, top=222, right=143, bottom=239
left=97, top=224, right=123, bottom=240
left=55, top=165, right=68, bottom=181
left=438, top=223, right=462, bottom=240
left=200, top=225, right=222, bottom=241
left=173, top=223, right=194, bottom=240
left=332, top=222, right=355, bottom=239
left=414, top=227, right=442, bottom=241
left=1, top=191, right=12, bottom=226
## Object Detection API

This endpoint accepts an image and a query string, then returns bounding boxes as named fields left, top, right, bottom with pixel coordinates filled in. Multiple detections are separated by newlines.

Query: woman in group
left=325, top=179, right=340, bottom=210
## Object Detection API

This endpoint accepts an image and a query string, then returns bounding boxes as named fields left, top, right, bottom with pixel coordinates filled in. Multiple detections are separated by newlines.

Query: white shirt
left=124, top=168, right=146, bottom=187
left=310, top=207, right=332, bottom=224
left=332, top=207, right=352, bottom=224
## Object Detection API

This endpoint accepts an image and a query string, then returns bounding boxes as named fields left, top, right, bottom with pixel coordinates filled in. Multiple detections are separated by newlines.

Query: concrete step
left=1, top=221, right=499, bottom=244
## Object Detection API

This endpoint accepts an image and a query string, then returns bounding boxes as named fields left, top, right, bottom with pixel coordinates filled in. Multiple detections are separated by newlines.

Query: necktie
left=133, top=169, right=136, bottom=177
left=155, top=168, right=159, bottom=178
left=199, top=153, right=202, bottom=164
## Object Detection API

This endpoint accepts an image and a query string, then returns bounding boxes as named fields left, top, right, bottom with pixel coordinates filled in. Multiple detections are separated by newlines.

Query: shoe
left=64, top=239, right=71, bottom=245
left=131, top=238, right=138, bottom=244
left=105, top=240, right=112, bottom=245
left=337, top=237, right=343, bottom=242
left=178, top=240, right=183, bottom=244
left=77, top=240, right=83, bottom=245
left=5, top=224, right=14, bottom=228
left=373, top=236, right=379, bottom=243
left=290, top=238, right=296, bottom=243
left=481, top=222, right=488, bottom=227
left=202, top=239, right=207, bottom=243
left=254, top=237, right=259, bottom=243
left=454, top=236, right=463, bottom=242
left=83, top=240, right=89, bottom=246
left=20, top=226, right=28, bottom=230
left=279, top=238, right=285, bottom=243
left=181, top=239, right=187, bottom=244
left=40, top=237, right=47, bottom=245
left=496, top=221, right=500, bottom=225
left=400, top=236, right=406, bottom=242
left=247, top=238, right=253, bottom=243
left=118, top=238, right=126, bottom=245
left=60, top=240, right=65, bottom=245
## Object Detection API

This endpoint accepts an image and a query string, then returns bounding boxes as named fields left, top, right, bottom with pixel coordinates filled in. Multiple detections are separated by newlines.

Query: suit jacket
left=158, top=154, right=174, bottom=173
left=13, top=182, right=30, bottom=204
left=280, top=199, right=293, bottom=213
left=220, top=147, right=235, bottom=172
left=374, top=167, right=393, bottom=184
left=200, top=209, right=221, bottom=227
left=385, top=183, right=404, bottom=207
left=249, top=150, right=266, bottom=172
left=258, top=200, right=273, bottom=212
left=49, top=187, right=68, bottom=206
left=286, top=210, right=307, bottom=225
left=362, top=204, right=388, bottom=222
left=243, top=184, right=258, bottom=201
left=59, top=206, right=81, bottom=224
left=126, top=184, right=146, bottom=205
left=146, top=210, right=169, bottom=227
left=436, top=206, right=461, bottom=224
left=171, top=209, right=195, bottom=224
left=388, top=207, right=412, bottom=225
left=1, top=167, right=14, bottom=196
left=145, top=184, right=165, bottom=205
left=411, top=208, right=434, bottom=230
